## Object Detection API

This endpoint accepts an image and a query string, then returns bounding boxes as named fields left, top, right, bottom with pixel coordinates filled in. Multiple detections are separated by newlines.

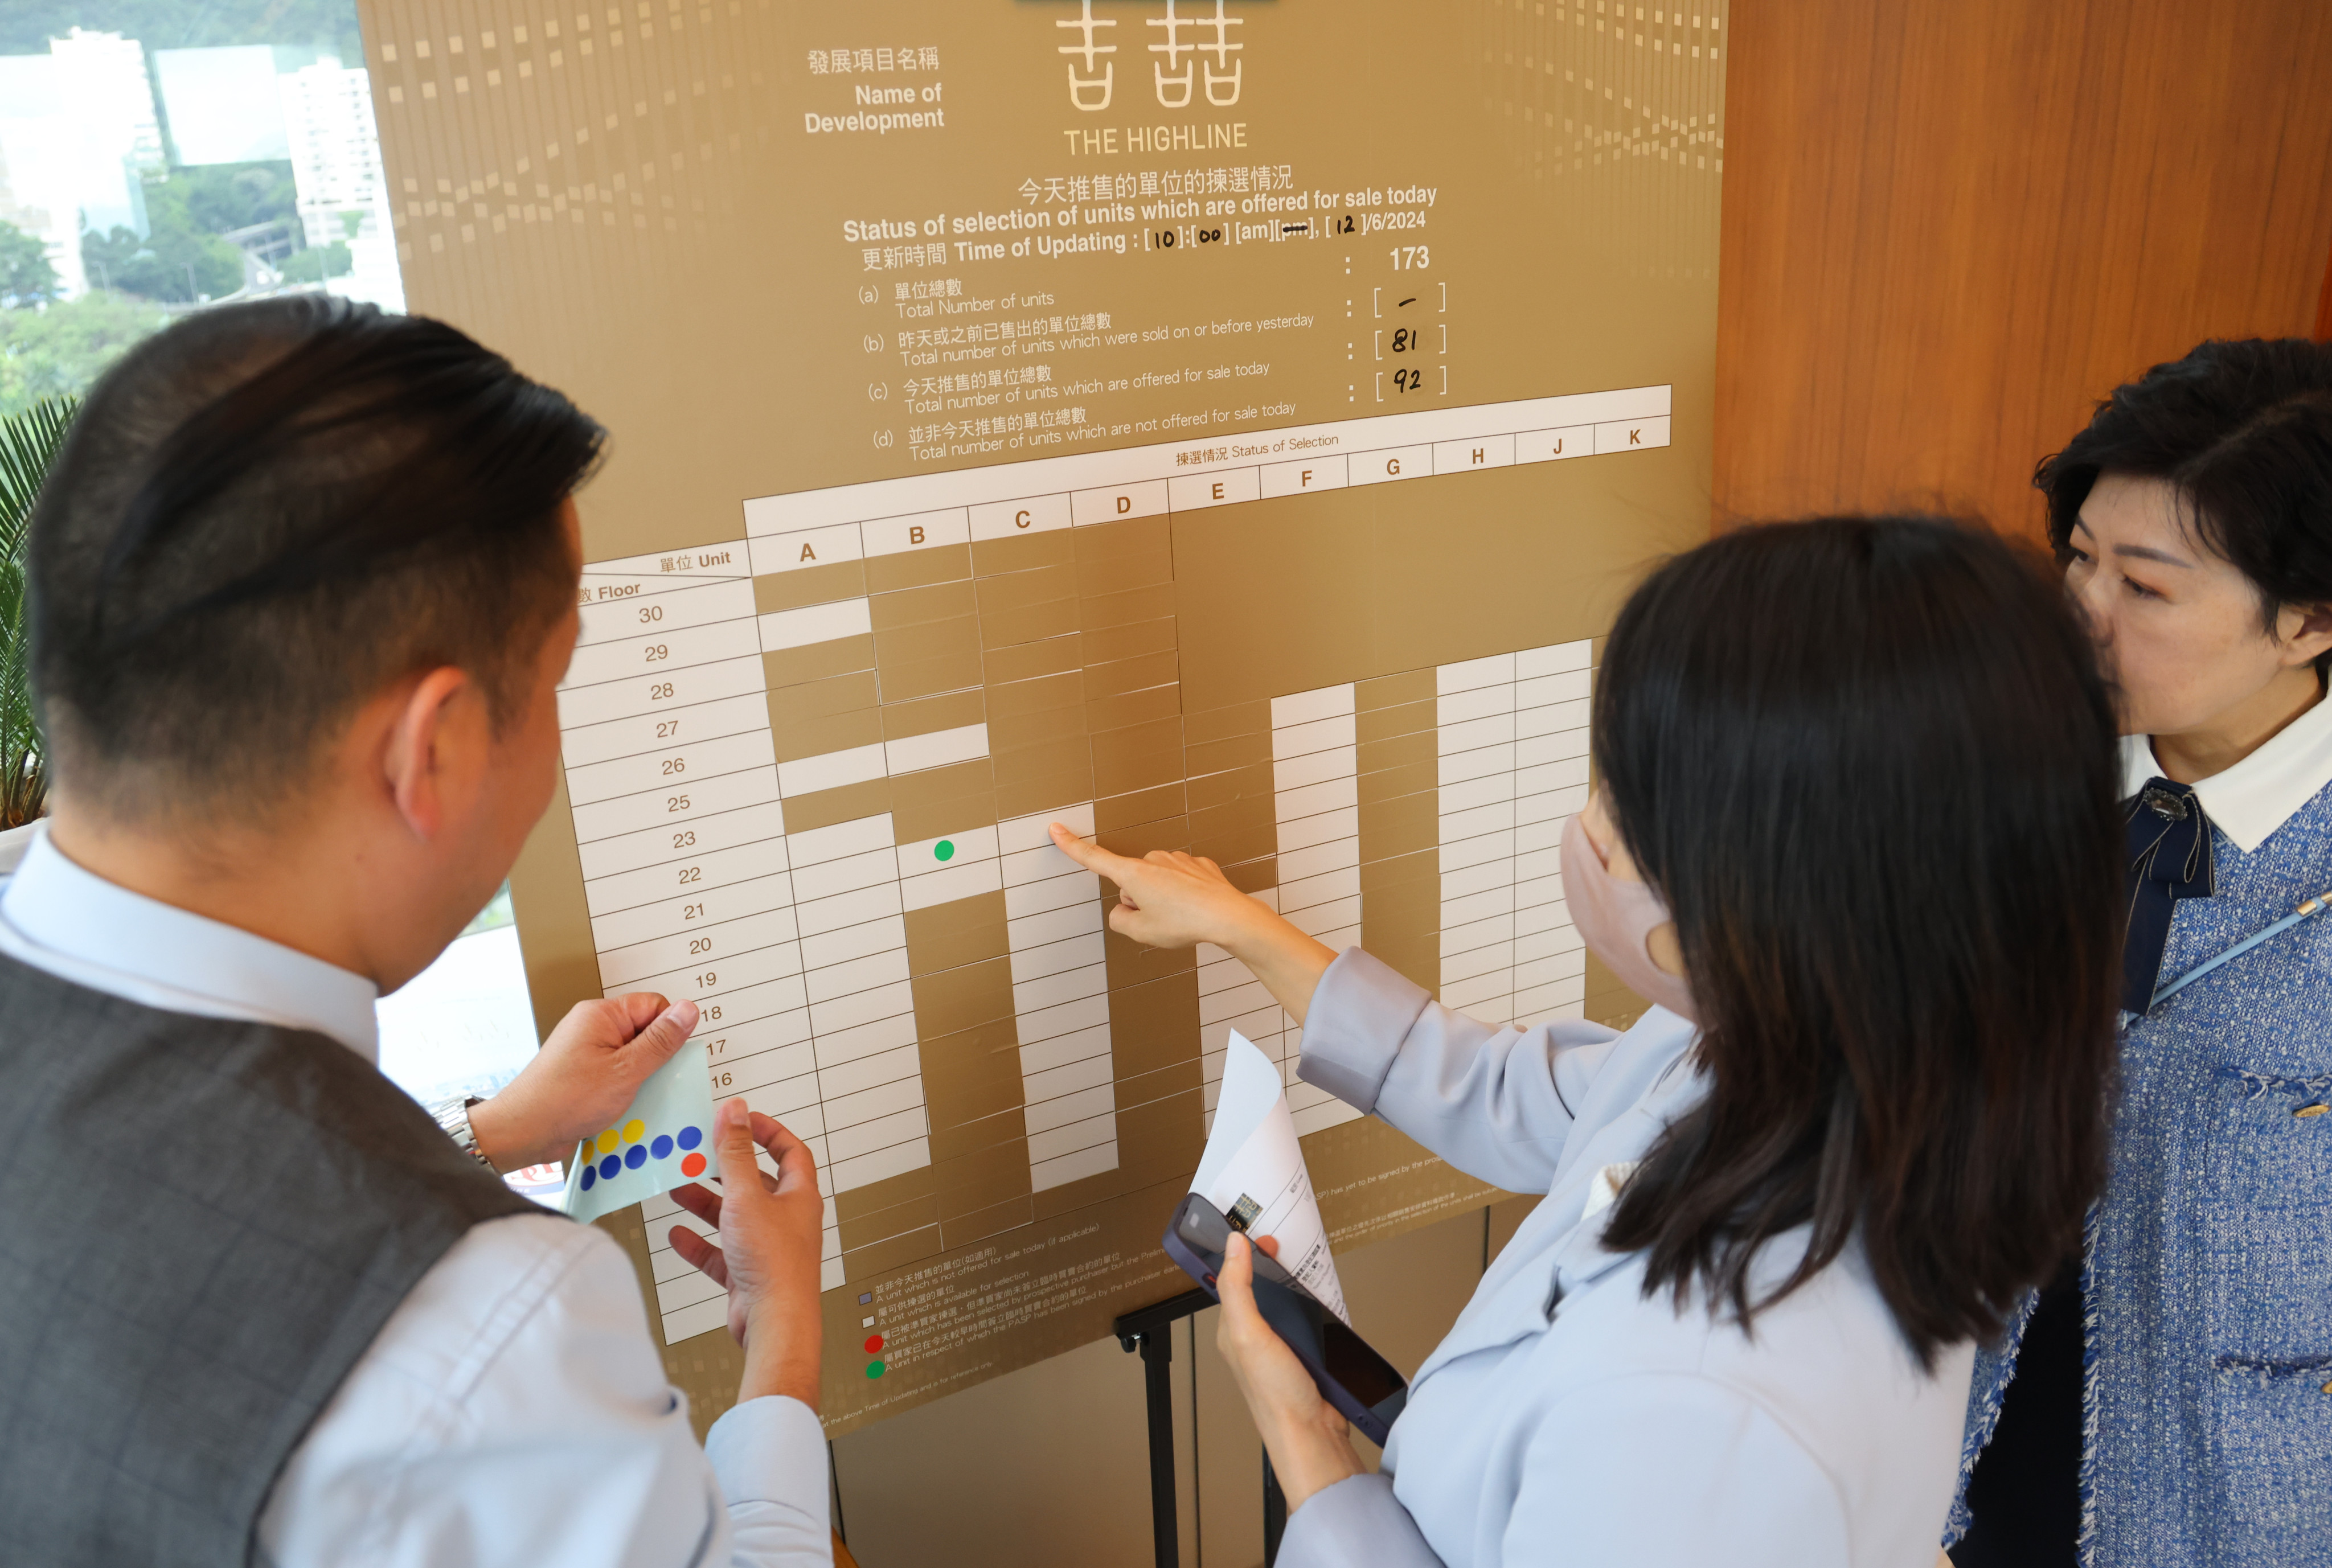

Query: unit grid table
left=558, top=388, right=1645, bottom=1343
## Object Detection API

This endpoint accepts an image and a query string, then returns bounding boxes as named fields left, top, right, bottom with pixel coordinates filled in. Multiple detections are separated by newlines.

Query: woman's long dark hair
left=1595, top=517, right=2123, bottom=1365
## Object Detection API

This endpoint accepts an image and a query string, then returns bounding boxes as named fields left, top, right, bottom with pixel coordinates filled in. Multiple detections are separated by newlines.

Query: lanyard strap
left=2150, top=889, right=2332, bottom=1009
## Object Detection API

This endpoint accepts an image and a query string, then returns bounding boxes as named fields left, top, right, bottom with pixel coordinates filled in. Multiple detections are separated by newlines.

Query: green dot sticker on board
left=933, top=840, right=954, bottom=862
left=866, top=1359, right=887, bottom=1378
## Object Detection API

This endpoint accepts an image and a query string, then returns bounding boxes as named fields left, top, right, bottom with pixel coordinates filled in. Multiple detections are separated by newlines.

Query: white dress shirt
left=2121, top=688, right=2332, bottom=852
left=0, top=826, right=830, bottom=1568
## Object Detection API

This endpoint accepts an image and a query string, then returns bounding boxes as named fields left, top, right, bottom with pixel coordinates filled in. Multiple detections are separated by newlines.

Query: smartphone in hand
left=1163, top=1192, right=1410, bottom=1444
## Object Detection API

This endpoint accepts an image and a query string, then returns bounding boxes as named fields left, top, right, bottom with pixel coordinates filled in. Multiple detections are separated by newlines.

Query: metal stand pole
left=1114, top=1288, right=1216, bottom=1568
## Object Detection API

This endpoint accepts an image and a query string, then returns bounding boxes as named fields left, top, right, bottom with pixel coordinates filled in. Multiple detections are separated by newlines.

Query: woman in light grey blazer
left=1055, top=518, right=2128, bottom=1568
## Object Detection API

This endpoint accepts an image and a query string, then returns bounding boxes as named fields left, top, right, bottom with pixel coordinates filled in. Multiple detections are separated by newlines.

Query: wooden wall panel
left=1714, top=0, right=2332, bottom=539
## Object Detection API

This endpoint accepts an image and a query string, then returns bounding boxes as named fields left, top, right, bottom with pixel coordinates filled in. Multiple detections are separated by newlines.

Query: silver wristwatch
left=429, top=1094, right=498, bottom=1171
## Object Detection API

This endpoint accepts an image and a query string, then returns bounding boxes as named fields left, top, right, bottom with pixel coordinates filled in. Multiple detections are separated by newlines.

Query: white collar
left=0, top=824, right=379, bottom=1058
left=2120, top=691, right=2332, bottom=855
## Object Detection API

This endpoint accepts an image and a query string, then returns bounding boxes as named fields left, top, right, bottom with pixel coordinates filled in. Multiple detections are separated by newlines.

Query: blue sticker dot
left=651, top=1134, right=674, bottom=1159
left=678, top=1125, right=702, bottom=1151
left=624, top=1144, right=647, bottom=1170
left=599, top=1154, right=621, bottom=1180
left=580, top=1165, right=597, bottom=1191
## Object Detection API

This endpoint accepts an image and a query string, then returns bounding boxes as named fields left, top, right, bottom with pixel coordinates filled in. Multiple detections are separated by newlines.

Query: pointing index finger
left=1047, top=822, right=1134, bottom=881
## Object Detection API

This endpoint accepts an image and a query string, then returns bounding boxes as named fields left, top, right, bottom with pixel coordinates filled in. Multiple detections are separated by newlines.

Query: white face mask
left=1559, top=812, right=1699, bottom=1025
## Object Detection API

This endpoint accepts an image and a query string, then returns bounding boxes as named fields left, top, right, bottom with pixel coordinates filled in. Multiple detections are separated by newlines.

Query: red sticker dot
left=681, top=1152, right=707, bottom=1177
left=863, top=1334, right=884, bottom=1354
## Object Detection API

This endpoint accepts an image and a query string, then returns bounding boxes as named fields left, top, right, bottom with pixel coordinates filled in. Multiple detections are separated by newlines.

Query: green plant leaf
left=0, top=395, right=75, bottom=827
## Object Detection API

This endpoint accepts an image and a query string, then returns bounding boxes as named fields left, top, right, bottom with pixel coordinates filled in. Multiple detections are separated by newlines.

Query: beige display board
left=359, top=0, right=1727, bottom=1436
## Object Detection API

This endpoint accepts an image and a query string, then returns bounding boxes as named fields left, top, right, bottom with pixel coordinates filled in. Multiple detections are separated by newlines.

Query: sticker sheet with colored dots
left=560, top=1041, right=723, bottom=1225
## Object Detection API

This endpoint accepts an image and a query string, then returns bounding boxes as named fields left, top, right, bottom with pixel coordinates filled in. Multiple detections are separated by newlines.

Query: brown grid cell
left=1079, top=583, right=1175, bottom=631
left=985, top=671, right=1083, bottom=728
left=871, top=577, right=977, bottom=631
left=1358, top=728, right=1435, bottom=777
left=1359, top=852, right=1441, bottom=906
left=1020, top=1092, right=1199, bottom=1217
left=1083, top=648, right=1179, bottom=700
left=1224, top=857, right=1278, bottom=896
left=840, top=1224, right=942, bottom=1282
left=1085, top=683, right=1181, bottom=736
left=769, top=709, right=883, bottom=762
left=864, top=543, right=972, bottom=594
left=1358, top=755, right=1438, bottom=804
left=1359, top=790, right=1439, bottom=857
left=929, top=1105, right=1030, bottom=1165
left=1355, top=667, right=1436, bottom=711
left=1095, top=781, right=1187, bottom=834
left=1115, top=1057, right=1203, bottom=1114
left=1104, top=973, right=1200, bottom=1074
left=833, top=1164, right=938, bottom=1228
left=901, top=892, right=1010, bottom=975
left=881, top=688, right=985, bottom=740
left=973, top=561, right=1078, bottom=619
left=1103, top=925, right=1196, bottom=991
left=753, top=560, right=869, bottom=613
left=915, top=1017, right=1025, bottom=1130
left=1190, top=792, right=1276, bottom=864
left=1184, top=699, right=1271, bottom=747
left=1092, top=727, right=1186, bottom=799
left=763, top=636, right=876, bottom=691
left=1094, top=813, right=1191, bottom=860
left=1083, top=616, right=1178, bottom=666
left=971, top=529, right=1075, bottom=578
left=930, top=1140, right=1033, bottom=1222
left=1185, top=758, right=1272, bottom=813
left=780, top=778, right=892, bottom=836
left=1186, top=729, right=1271, bottom=779
left=982, top=634, right=1084, bottom=685
left=837, top=1190, right=938, bottom=1255
left=1072, top=515, right=1170, bottom=562
left=1357, top=697, right=1440, bottom=745
left=888, top=762, right=998, bottom=843
left=995, top=767, right=1095, bottom=821
left=872, top=614, right=983, bottom=668
left=765, top=670, right=881, bottom=762
left=909, top=955, right=1015, bottom=1039
left=977, top=597, right=1082, bottom=649
left=987, top=733, right=1089, bottom=791
left=940, top=1193, right=1036, bottom=1248
left=1076, top=544, right=1175, bottom=600
left=876, top=654, right=986, bottom=703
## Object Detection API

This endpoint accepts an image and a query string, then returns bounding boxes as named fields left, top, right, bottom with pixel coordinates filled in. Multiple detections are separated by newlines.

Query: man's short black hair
left=2038, top=337, right=2332, bottom=631
left=30, top=296, right=604, bottom=821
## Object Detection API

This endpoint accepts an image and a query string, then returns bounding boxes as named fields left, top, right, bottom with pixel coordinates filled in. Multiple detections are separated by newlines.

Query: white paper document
left=1189, top=1030, right=1350, bottom=1324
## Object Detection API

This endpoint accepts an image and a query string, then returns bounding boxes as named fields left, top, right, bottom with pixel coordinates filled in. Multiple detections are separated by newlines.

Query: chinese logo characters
left=1057, top=0, right=1244, bottom=112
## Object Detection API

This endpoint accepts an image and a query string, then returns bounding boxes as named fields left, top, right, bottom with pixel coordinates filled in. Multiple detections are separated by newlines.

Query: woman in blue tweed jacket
left=1951, top=338, right=2332, bottom=1568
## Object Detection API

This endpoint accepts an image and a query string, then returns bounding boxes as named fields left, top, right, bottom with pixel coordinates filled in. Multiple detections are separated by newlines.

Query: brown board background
left=359, top=0, right=1722, bottom=1436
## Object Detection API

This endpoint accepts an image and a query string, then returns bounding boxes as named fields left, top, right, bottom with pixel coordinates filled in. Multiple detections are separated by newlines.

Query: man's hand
left=1216, top=1233, right=1365, bottom=1511
left=666, top=1098, right=825, bottom=1411
left=1050, top=823, right=1338, bottom=1024
left=467, top=995, right=698, bottom=1172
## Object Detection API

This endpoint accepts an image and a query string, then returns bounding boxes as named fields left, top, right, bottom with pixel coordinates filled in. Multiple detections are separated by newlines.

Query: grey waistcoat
left=0, top=953, right=540, bottom=1566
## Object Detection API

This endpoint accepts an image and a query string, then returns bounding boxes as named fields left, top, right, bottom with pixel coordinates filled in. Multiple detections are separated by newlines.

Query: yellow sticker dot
left=596, top=1129, right=620, bottom=1155
left=622, top=1118, right=646, bottom=1144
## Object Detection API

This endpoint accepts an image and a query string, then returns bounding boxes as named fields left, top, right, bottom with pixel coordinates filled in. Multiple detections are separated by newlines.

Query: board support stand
left=1114, top=1287, right=1224, bottom=1568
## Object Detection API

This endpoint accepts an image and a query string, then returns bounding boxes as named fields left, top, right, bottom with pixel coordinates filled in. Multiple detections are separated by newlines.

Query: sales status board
left=359, top=0, right=1727, bottom=1435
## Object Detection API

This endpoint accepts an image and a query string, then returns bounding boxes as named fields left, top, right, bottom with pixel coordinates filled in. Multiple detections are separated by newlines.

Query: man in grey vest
left=0, top=298, right=831, bottom=1566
